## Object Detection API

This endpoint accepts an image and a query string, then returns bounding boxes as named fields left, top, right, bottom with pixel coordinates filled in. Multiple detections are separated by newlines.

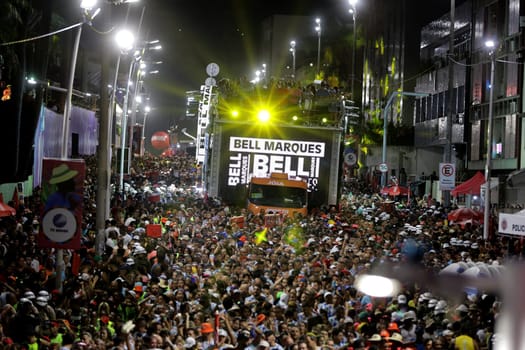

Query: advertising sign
left=216, top=123, right=338, bottom=208
left=439, top=162, right=456, bottom=191
left=39, top=158, right=85, bottom=249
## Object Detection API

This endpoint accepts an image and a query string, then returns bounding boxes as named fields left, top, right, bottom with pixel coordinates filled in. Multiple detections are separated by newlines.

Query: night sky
left=137, top=0, right=326, bottom=134
left=75, top=0, right=456, bottom=137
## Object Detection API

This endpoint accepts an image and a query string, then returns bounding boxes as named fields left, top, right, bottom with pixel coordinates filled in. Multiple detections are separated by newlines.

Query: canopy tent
left=451, top=171, right=485, bottom=197
left=0, top=194, right=16, bottom=217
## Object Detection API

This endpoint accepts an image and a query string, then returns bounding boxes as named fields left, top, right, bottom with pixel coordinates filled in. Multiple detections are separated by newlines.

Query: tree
left=0, top=0, right=52, bottom=183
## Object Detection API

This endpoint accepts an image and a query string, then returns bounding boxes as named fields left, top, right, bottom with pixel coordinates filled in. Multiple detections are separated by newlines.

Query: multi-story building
left=412, top=0, right=525, bottom=206
left=414, top=1, right=471, bottom=180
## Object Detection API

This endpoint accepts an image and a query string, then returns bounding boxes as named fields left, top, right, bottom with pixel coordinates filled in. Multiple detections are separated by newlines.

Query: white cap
left=183, top=337, right=196, bottom=348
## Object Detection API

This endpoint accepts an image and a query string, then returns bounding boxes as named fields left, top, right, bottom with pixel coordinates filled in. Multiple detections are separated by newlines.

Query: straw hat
left=49, top=163, right=78, bottom=184
left=388, top=333, right=403, bottom=343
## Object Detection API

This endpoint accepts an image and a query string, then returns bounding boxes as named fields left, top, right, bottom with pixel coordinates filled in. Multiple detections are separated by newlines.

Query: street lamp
left=61, top=1, right=100, bottom=159
left=290, top=40, right=296, bottom=79
left=381, top=91, right=429, bottom=188
left=348, top=0, right=357, bottom=100
left=315, top=18, right=322, bottom=75
left=107, top=29, right=135, bottom=200
left=119, top=52, right=141, bottom=196
left=483, top=39, right=496, bottom=240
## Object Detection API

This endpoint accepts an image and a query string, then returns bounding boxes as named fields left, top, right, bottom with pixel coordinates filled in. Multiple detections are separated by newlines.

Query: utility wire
left=0, top=22, right=82, bottom=46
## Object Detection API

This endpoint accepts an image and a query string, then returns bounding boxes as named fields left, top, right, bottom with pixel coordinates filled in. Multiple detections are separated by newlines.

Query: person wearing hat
left=400, top=311, right=417, bottom=342
left=386, top=332, right=404, bottom=350
left=34, top=295, right=56, bottom=321
left=43, top=163, right=82, bottom=213
left=367, top=333, right=384, bottom=348
left=199, top=322, right=216, bottom=350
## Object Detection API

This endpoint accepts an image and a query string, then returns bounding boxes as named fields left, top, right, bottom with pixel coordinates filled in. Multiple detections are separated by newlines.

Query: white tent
left=498, top=209, right=525, bottom=236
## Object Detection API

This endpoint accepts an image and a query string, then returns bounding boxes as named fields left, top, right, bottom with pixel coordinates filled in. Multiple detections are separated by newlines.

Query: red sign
left=146, top=224, right=162, bottom=238
left=39, top=158, right=85, bottom=250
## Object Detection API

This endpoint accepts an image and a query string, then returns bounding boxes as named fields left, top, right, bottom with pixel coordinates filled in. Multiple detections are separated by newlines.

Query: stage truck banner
left=217, top=124, right=336, bottom=208
left=39, top=158, right=85, bottom=249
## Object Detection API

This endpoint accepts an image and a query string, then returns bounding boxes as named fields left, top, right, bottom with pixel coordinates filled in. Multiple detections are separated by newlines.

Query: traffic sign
left=439, top=162, right=455, bottom=191
left=344, top=152, right=357, bottom=166
left=379, top=163, right=388, bottom=173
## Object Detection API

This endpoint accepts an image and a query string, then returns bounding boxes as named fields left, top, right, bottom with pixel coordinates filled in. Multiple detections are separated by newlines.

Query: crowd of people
left=0, top=152, right=513, bottom=350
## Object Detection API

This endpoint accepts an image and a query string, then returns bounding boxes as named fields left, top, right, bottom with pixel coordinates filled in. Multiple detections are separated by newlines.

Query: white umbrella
left=439, top=261, right=469, bottom=275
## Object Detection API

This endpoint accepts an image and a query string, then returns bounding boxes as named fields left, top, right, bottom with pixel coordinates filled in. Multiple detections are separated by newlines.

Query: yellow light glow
left=257, top=109, right=271, bottom=123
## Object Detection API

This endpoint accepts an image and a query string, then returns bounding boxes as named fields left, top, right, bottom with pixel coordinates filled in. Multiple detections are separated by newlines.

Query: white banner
left=499, top=212, right=525, bottom=236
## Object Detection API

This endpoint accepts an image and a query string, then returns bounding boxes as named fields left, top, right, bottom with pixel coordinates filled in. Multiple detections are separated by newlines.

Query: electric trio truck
left=205, top=118, right=343, bottom=216
left=194, top=84, right=345, bottom=216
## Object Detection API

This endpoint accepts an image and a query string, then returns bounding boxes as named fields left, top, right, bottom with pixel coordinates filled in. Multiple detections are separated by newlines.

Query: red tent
left=0, top=194, right=16, bottom=217
left=451, top=171, right=485, bottom=197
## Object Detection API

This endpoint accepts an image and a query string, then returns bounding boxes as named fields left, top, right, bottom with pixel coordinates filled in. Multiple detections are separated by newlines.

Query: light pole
left=315, top=18, right=322, bottom=75
left=56, top=0, right=99, bottom=293
left=348, top=0, right=357, bottom=100
left=107, top=29, right=135, bottom=205
left=381, top=91, right=429, bottom=188
left=290, top=40, right=296, bottom=79
left=119, top=54, right=140, bottom=197
left=141, top=105, right=151, bottom=156
left=125, top=42, right=162, bottom=176
left=483, top=39, right=496, bottom=240
left=61, top=1, right=100, bottom=158
left=443, top=0, right=455, bottom=208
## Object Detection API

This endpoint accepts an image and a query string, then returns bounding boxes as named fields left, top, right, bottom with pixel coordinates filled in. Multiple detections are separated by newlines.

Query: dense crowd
left=0, top=152, right=513, bottom=350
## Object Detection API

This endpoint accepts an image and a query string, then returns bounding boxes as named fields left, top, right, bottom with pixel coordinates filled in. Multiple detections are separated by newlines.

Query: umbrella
left=447, top=207, right=483, bottom=223
left=463, top=265, right=491, bottom=279
left=380, top=185, right=410, bottom=197
left=0, top=194, right=16, bottom=217
left=439, top=261, right=470, bottom=275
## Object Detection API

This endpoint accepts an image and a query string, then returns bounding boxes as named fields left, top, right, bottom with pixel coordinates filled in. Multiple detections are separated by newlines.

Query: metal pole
left=61, top=24, right=83, bottom=159
left=290, top=41, right=296, bottom=79
left=444, top=0, right=455, bottom=208
left=317, top=31, right=321, bottom=75
left=381, top=91, right=429, bottom=188
left=351, top=11, right=356, bottom=101
left=57, top=22, right=82, bottom=293
left=96, top=5, right=115, bottom=257
left=141, top=110, right=148, bottom=156
left=381, top=92, right=398, bottom=188
left=119, top=59, right=135, bottom=197
left=483, top=53, right=495, bottom=240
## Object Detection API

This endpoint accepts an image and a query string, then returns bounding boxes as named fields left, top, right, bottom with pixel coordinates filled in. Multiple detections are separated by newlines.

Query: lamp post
left=483, top=39, right=496, bottom=240
left=315, top=18, right=322, bottom=75
left=119, top=54, right=140, bottom=197
left=61, top=1, right=100, bottom=158
left=381, top=91, right=429, bottom=188
left=290, top=40, right=296, bottom=79
left=348, top=0, right=357, bottom=101
left=56, top=0, right=99, bottom=293
left=141, top=105, right=151, bottom=156
left=106, top=28, right=135, bottom=201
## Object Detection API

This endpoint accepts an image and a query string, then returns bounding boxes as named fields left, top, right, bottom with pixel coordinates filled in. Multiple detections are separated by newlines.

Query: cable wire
left=0, top=22, right=83, bottom=46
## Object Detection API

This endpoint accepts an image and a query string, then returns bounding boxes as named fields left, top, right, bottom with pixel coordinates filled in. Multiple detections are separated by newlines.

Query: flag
left=254, top=227, right=268, bottom=245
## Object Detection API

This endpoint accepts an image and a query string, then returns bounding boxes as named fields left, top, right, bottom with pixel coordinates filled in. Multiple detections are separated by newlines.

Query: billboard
left=39, top=158, right=85, bottom=249
left=212, top=121, right=341, bottom=208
